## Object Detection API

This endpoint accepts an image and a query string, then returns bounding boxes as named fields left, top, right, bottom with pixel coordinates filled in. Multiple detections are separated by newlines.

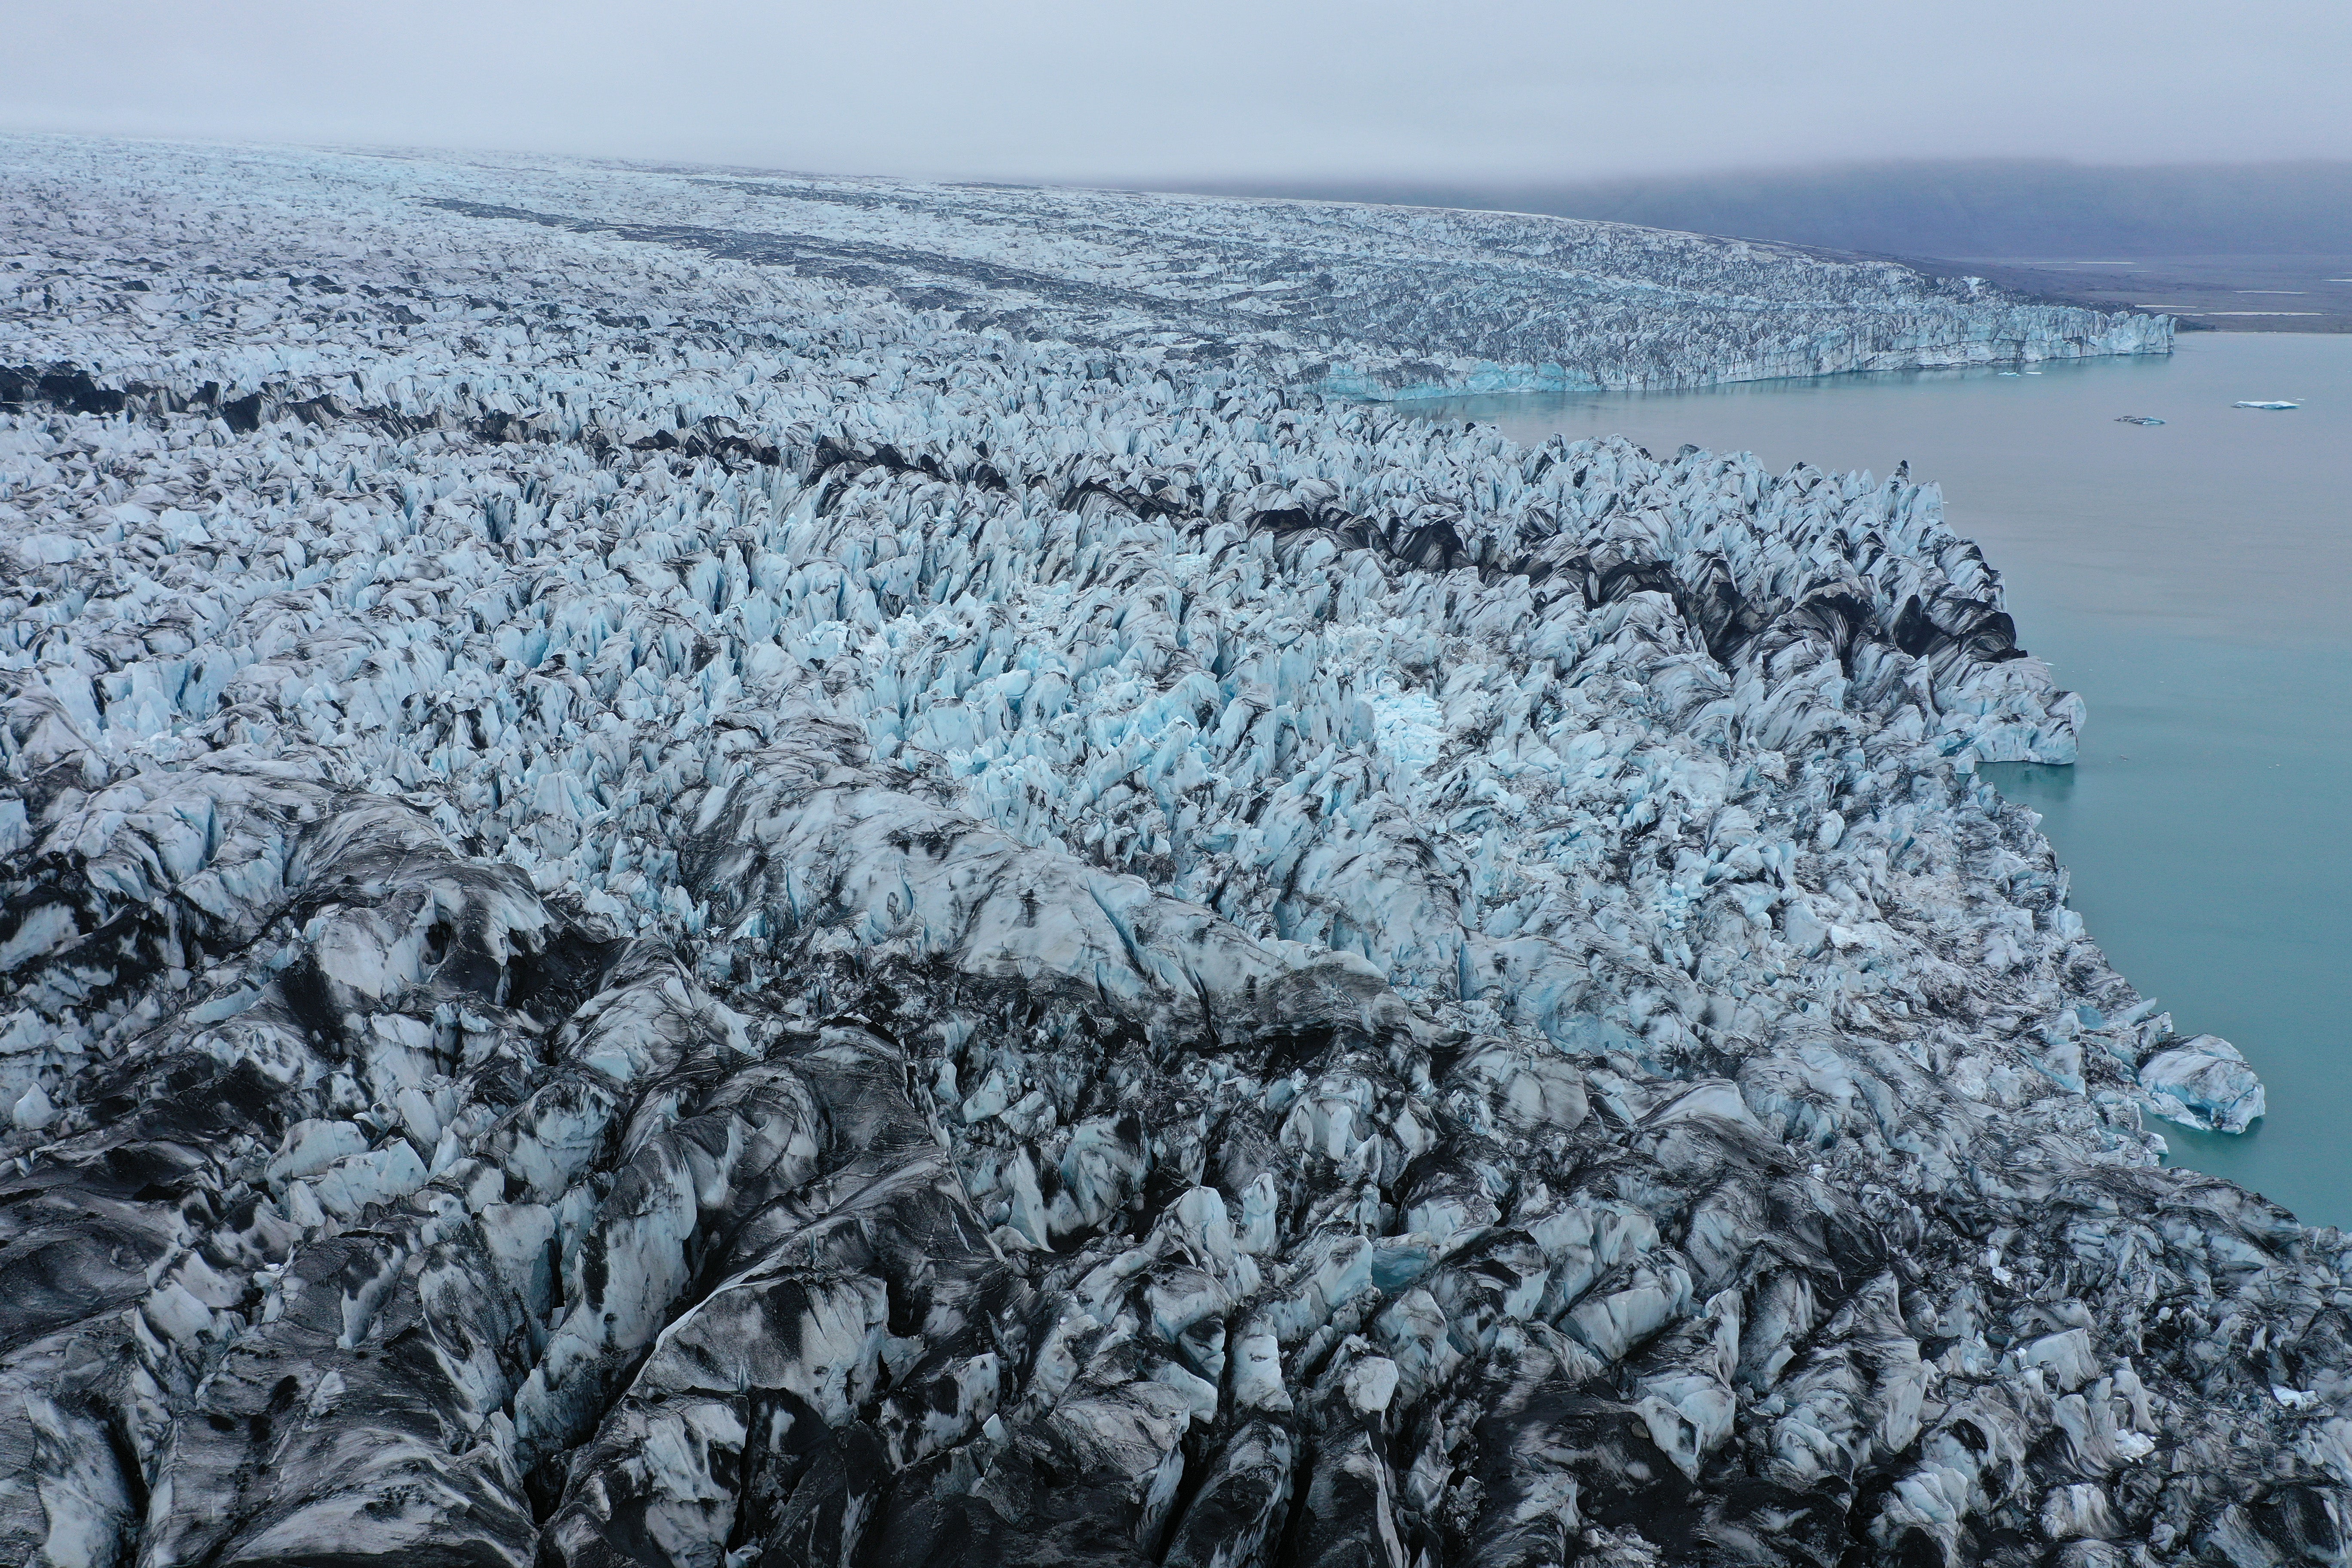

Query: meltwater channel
left=1406, top=333, right=2352, bottom=1225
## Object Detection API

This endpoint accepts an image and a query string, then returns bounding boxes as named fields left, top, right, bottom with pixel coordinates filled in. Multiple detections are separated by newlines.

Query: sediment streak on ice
left=0, top=137, right=2318, bottom=1568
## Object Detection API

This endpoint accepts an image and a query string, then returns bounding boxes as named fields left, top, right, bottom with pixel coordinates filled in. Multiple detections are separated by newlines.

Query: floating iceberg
left=2235, top=400, right=2302, bottom=410
left=2139, top=1034, right=2268, bottom=1133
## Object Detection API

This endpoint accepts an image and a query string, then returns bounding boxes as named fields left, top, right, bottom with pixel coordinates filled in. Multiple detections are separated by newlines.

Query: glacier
left=0, top=136, right=2333, bottom=1568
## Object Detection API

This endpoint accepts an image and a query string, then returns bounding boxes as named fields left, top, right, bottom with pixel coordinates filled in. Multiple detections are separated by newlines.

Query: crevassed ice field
left=0, top=138, right=2333, bottom=1568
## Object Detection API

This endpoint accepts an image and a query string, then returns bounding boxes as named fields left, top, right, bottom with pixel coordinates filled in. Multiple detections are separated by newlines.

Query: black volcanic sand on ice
left=3, top=138, right=2346, bottom=1568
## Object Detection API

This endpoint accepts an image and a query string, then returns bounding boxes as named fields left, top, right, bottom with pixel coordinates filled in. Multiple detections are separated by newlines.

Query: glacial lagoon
left=1412, top=333, right=2352, bottom=1225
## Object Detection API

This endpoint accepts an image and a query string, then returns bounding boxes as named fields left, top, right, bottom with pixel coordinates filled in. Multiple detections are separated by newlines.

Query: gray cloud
left=4, top=0, right=2347, bottom=182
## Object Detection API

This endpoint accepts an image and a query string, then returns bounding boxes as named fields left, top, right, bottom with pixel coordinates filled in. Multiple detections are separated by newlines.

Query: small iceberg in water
left=2116, top=414, right=2165, bottom=426
left=2139, top=1035, right=2267, bottom=1133
left=2234, top=400, right=2300, bottom=410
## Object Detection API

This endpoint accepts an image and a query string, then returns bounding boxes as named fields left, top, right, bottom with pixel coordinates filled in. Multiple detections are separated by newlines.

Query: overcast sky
left=6, top=0, right=2347, bottom=184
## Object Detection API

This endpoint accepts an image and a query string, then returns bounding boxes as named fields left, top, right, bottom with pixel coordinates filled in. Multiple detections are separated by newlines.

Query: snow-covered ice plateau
left=0, top=137, right=2331, bottom=1568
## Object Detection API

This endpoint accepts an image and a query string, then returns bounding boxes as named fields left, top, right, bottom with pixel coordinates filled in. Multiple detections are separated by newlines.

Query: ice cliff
left=0, top=138, right=2324, bottom=1568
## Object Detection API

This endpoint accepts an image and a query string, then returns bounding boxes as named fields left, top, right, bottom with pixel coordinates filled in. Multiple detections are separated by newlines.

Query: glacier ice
left=0, top=135, right=2326, bottom=1568
left=2137, top=1034, right=2267, bottom=1135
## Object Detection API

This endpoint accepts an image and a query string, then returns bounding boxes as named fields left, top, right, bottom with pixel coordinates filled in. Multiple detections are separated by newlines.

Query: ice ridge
left=0, top=137, right=2325, bottom=1568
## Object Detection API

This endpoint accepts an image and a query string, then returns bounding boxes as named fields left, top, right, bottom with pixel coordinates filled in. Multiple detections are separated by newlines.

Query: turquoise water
left=1408, top=335, right=2352, bottom=1225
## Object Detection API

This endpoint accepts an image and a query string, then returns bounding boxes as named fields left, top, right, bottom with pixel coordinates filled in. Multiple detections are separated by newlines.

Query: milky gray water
left=1407, top=334, right=2352, bottom=1225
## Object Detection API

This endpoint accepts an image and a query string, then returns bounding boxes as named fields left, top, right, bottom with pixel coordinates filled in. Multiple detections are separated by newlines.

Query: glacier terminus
left=0, top=138, right=2328, bottom=1568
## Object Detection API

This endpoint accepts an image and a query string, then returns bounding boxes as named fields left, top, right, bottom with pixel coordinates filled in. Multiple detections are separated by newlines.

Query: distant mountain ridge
left=1173, top=159, right=2352, bottom=260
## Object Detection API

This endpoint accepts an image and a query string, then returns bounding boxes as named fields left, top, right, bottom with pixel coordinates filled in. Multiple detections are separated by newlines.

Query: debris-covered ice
left=2, top=137, right=2333, bottom=1568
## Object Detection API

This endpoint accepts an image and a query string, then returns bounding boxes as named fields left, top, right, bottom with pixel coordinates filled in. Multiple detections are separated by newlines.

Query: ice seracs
left=0, top=135, right=2327, bottom=1568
